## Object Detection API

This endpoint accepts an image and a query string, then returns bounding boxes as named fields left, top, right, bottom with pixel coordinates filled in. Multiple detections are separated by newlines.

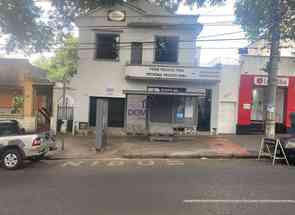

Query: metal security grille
left=57, top=106, right=74, bottom=120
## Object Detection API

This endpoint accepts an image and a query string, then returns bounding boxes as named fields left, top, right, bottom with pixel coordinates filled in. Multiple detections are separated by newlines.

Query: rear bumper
left=25, top=144, right=49, bottom=157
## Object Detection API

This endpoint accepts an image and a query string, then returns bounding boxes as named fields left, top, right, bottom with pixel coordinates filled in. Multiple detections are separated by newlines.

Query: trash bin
left=289, top=112, right=295, bottom=134
left=285, top=139, right=295, bottom=164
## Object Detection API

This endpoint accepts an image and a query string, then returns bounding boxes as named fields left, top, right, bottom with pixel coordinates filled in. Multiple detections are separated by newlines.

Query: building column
left=23, top=78, right=34, bottom=117
left=210, top=84, right=220, bottom=134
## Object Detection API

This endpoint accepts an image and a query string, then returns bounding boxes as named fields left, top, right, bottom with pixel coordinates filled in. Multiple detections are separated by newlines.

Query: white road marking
left=106, top=160, right=125, bottom=167
left=167, top=160, right=185, bottom=166
left=90, top=161, right=100, bottom=167
left=59, top=159, right=188, bottom=168
left=137, top=160, right=155, bottom=166
left=183, top=200, right=295, bottom=204
left=61, top=161, right=84, bottom=167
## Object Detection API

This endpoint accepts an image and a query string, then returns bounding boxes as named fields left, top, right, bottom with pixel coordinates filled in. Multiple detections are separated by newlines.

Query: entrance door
left=149, top=95, right=173, bottom=123
left=108, top=99, right=125, bottom=127
left=89, top=97, right=125, bottom=127
left=197, top=90, right=211, bottom=131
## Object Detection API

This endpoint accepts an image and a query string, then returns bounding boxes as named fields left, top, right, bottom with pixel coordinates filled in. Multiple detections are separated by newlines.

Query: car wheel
left=1, top=149, right=23, bottom=170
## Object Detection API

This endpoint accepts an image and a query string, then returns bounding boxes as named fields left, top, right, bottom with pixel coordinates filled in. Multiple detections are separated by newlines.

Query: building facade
left=237, top=55, right=295, bottom=134
left=0, top=58, right=53, bottom=132
left=68, top=0, right=238, bottom=136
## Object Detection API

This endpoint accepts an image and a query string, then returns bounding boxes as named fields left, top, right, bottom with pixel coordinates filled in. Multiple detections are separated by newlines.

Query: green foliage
left=235, top=0, right=295, bottom=41
left=0, top=0, right=224, bottom=53
left=0, top=0, right=54, bottom=53
left=34, top=35, right=79, bottom=81
left=11, top=96, right=24, bottom=114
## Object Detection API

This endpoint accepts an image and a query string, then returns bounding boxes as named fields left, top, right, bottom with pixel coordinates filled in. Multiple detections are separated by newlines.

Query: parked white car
left=0, top=120, right=54, bottom=170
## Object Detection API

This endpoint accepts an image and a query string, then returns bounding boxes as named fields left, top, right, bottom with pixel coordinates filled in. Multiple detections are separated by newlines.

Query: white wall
left=248, top=39, right=295, bottom=57
left=240, top=55, right=295, bottom=76
left=70, top=3, right=202, bottom=124
left=217, top=65, right=240, bottom=134
left=69, top=2, right=225, bottom=134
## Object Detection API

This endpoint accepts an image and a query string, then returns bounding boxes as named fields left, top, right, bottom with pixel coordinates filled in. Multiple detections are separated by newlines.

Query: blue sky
left=0, top=0, right=248, bottom=65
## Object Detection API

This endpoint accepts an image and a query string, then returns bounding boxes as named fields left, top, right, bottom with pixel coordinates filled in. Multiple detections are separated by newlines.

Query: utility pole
left=265, top=0, right=282, bottom=138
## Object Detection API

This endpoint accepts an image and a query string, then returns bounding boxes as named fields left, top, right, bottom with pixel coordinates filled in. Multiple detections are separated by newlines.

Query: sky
left=0, top=0, right=249, bottom=65
left=177, top=0, right=248, bottom=64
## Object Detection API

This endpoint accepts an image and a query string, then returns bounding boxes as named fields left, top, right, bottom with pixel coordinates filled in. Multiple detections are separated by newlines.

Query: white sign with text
left=254, top=76, right=289, bottom=87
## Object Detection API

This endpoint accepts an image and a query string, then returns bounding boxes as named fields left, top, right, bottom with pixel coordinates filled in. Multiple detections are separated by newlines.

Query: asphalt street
left=1, top=159, right=295, bottom=215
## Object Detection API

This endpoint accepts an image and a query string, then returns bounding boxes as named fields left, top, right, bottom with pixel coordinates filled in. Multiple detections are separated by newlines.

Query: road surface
left=0, top=159, right=295, bottom=215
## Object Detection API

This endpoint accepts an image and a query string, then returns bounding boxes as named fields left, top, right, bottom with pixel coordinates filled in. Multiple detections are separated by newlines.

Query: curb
left=122, top=154, right=260, bottom=159
left=44, top=156, right=98, bottom=160
left=44, top=154, right=261, bottom=160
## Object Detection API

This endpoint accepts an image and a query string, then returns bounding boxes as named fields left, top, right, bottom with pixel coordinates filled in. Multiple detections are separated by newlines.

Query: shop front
left=237, top=75, right=295, bottom=134
left=124, top=87, right=211, bottom=136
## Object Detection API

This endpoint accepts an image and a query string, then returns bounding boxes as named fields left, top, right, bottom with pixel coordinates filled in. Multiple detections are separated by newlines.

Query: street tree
left=34, top=34, right=78, bottom=81
left=34, top=34, right=78, bottom=150
left=34, top=34, right=78, bottom=114
left=236, top=0, right=290, bottom=137
left=0, top=0, right=54, bottom=53
left=1, top=0, right=294, bottom=53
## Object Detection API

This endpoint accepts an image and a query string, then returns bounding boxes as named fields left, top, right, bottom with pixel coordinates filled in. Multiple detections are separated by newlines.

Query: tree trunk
left=265, top=0, right=282, bottom=138
left=61, top=76, right=67, bottom=151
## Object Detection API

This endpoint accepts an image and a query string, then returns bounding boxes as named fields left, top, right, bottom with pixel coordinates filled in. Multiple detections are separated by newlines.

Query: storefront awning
left=123, top=89, right=206, bottom=97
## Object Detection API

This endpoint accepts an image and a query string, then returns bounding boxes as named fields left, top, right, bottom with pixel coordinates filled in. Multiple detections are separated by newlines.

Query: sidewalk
left=118, top=135, right=262, bottom=159
left=46, top=135, right=125, bottom=160
left=47, top=134, right=263, bottom=160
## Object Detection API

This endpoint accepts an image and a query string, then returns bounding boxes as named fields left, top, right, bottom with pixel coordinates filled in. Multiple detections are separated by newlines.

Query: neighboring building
left=67, top=0, right=239, bottom=136
left=248, top=39, right=295, bottom=57
left=0, top=58, right=54, bottom=132
left=237, top=54, right=295, bottom=134
left=208, top=57, right=239, bottom=66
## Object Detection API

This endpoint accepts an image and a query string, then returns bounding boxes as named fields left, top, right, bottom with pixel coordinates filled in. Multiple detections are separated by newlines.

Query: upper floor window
left=95, top=34, right=120, bottom=60
left=155, top=36, right=179, bottom=63
left=131, top=42, right=143, bottom=65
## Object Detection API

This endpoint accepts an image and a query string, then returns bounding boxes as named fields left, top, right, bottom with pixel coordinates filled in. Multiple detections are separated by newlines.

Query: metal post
left=61, top=75, right=67, bottom=151
left=95, top=99, right=108, bottom=151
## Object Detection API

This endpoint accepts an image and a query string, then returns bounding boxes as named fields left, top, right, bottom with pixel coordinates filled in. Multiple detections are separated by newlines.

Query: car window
left=0, top=123, right=18, bottom=137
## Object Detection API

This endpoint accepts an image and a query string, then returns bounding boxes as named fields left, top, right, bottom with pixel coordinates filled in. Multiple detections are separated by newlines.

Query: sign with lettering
left=147, top=87, right=186, bottom=93
left=126, top=65, right=220, bottom=81
left=107, top=10, right=126, bottom=22
left=243, top=103, right=251, bottom=110
left=254, top=76, right=289, bottom=87
left=145, top=66, right=188, bottom=79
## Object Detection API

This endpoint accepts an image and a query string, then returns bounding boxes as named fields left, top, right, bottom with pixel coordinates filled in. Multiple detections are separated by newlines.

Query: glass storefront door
left=251, top=87, right=285, bottom=123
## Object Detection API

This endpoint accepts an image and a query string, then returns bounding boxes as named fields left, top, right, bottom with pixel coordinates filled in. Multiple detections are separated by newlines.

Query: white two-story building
left=66, top=0, right=238, bottom=136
